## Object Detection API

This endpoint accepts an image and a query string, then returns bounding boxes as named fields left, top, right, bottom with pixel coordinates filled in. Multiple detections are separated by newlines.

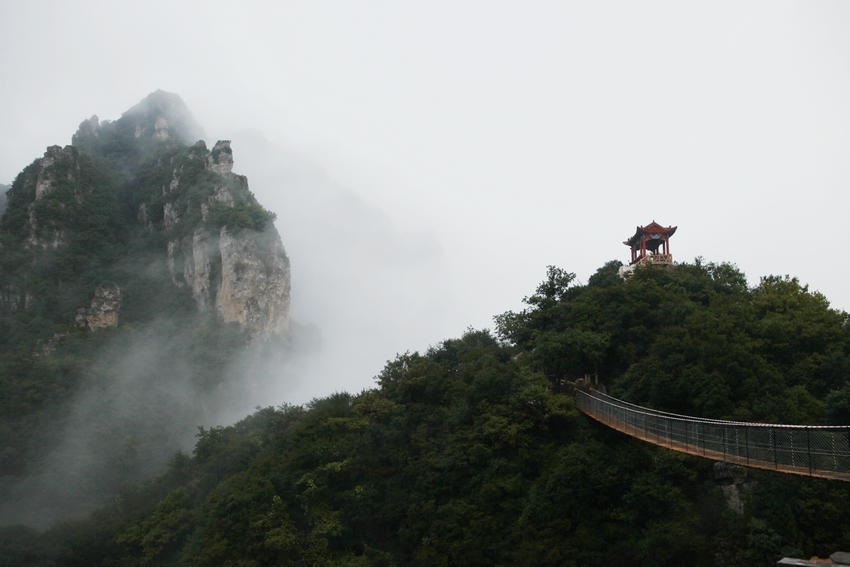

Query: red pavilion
left=624, top=221, right=677, bottom=266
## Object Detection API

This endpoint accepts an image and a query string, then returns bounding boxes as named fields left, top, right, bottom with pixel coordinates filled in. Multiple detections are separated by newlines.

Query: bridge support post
left=772, top=427, right=778, bottom=469
left=808, top=429, right=812, bottom=476
left=656, top=417, right=660, bottom=445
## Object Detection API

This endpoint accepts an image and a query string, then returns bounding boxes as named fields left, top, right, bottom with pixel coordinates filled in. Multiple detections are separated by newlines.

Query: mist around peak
left=120, top=89, right=207, bottom=144
left=72, top=90, right=207, bottom=157
left=224, top=127, right=454, bottom=404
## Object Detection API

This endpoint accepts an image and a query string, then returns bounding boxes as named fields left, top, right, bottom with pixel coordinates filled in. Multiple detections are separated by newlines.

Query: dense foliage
left=205, top=201, right=278, bottom=233
left=0, top=184, right=9, bottom=218
left=4, top=261, right=848, bottom=566
left=498, top=262, right=850, bottom=426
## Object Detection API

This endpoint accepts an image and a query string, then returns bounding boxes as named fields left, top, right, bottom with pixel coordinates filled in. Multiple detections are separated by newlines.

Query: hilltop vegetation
left=5, top=260, right=849, bottom=567
left=0, top=184, right=9, bottom=217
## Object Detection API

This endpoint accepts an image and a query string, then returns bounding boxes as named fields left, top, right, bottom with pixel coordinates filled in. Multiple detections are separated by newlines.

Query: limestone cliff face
left=0, top=145, right=88, bottom=315
left=24, top=145, right=82, bottom=250
left=75, top=285, right=122, bottom=331
left=161, top=139, right=291, bottom=341
left=208, top=140, right=234, bottom=175
left=216, top=227, right=290, bottom=339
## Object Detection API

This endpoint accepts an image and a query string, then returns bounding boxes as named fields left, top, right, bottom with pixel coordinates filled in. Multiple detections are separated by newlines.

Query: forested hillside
left=5, top=260, right=848, bottom=567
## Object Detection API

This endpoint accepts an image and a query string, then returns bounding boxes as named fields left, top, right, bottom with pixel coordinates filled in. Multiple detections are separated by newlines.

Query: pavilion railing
left=575, top=389, right=850, bottom=482
left=635, top=253, right=673, bottom=266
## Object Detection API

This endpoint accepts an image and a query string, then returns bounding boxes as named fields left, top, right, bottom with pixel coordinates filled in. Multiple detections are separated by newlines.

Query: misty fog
left=225, top=130, right=454, bottom=404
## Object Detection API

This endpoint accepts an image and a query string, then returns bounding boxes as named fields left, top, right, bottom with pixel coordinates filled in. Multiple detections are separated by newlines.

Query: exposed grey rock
left=25, top=146, right=78, bottom=249
left=33, top=332, right=70, bottom=358
left=168, top=167, right=180, bottom=193
left=163, top=202, right=179, bottom=230
left=189, top=228, right=216, bottom=313
left=708, top=462, right=754, bottom=515
left=35, top=145, right=62, bottom=201
left=75, top=115, right=100, bottom=138
left=208, top=140, right=234, bottom=175
left=75, top=285, right=122, bottom=331
left=153, top=116, right=171, bottom=140
left=216, top=227, right=290, bottom=340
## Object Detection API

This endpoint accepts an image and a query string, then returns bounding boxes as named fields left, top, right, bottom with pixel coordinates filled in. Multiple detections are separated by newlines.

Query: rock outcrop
left=707, top=462, right=754, bottom=514
left=76, top=285, right=122, bottom=331
left=33, top=332, right=70, bottom=358
left=35, top=145, right=63, bottom=201
left=217, top=227, right=290, bottom=339
left=23, top=145, right=82, bottom=250
left=208, top=140, right=234, bottom=175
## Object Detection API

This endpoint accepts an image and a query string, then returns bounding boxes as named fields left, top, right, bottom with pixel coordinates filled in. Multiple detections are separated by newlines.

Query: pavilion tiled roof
left=624, top=221, right=677, bottom=248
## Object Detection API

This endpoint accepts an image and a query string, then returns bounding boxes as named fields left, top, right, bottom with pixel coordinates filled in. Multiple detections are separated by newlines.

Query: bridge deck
left=576, top=390, right=850, bottom=482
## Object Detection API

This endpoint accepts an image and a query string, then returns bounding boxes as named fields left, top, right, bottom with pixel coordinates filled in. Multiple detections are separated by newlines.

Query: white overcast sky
left=2, top=1, right=849, bottom=402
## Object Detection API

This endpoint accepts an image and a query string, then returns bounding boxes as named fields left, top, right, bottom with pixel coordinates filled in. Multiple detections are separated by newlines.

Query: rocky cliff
left=159, top=139, right=290, bottom=340
left=75, top=285, right=122, bottom=331
left=1, top=90, right=290, bottom=341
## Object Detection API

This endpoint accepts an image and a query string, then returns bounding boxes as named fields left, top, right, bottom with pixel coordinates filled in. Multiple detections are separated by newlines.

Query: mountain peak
left=73, top=90, right=206, bottom=147
left=122, top=90, right=206, bottom=143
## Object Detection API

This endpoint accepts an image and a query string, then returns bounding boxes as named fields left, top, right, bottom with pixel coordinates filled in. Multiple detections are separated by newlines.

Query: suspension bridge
left=575, top=388, right=850, bottom=482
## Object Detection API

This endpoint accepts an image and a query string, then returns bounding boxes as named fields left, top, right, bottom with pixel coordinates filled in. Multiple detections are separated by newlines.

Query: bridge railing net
left=575, top=389, right=850, bottom=480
